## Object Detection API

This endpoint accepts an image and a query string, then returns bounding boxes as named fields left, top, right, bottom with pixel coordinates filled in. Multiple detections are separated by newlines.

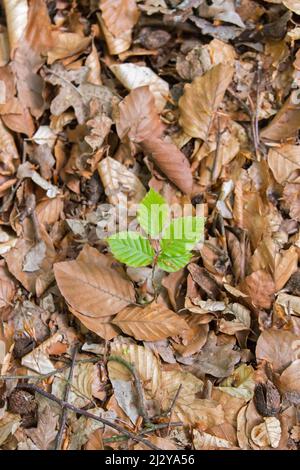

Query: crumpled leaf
left=0, top=116, right=19, bottom=175
left=241, top=270, right=275, bottom=309
left=98, top=157, right=146, bottom=210
left=280, top=359, right=300, bottom=393
left=268, top=145, right=300, bottom=184
left=110, top=63, right=169, bottom=112
left=218, top=365, right=255, bottom=401
left=69, top=408, right=116, bottom=450
left=160, top=370, right=224, bottom=427
left=219, top=303, right=251, bottom=335
left=261, top=96, right=300, bottom=141
left=179, top=63, right=234, bottom=140
left=100, top=0, right=140, bottom=37
left=191, top=332, right=241, bottom=378
left=25, top=403, right=58, bottom=450
left=193, top=429, right=234, bottom=449
left=0, top=412, right=21, bottom=446
left=116, top=86, right=164, bottom=143
left=112, top=302, right=189, bottom=341
left=199, top=0, right=245, bottom=28
left=256, top=330, right=300, bottom=373
left=251, top=417, right=281, bottom=449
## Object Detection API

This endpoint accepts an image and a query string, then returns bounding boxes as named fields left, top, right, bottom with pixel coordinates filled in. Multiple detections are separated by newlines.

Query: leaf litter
left=0, top=0, right=300, bottom=452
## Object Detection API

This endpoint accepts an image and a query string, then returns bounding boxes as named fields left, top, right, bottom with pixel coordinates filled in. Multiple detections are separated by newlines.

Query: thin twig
left=103, top=421, right=183, bottom=444
left=55, top=346, right=78, bottom=450
left=108, top=355, right=151, bottom=425
left=17, top=383, right=160, bottom=451
left=167, top=384, right=182, bottom=435
left=0, top=358, right=100, bottom=381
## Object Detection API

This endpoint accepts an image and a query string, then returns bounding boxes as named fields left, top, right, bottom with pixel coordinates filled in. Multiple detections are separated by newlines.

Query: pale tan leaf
left=100, top=0, right=140, bottom=37
left=52, top=362, right=98, bottom=408
left=3, top=0, right=28, bottom=52
left=21, top=332, right=63, bottom=374
left=0, top=26, right=9, bottom=66
left=85, top=42, right=102, bottom=85
left=54, top=254, right=136, bottom=319
left=261, top=96, right=300, bottom=141
left=98, top=15, right=131, bottom=55
left=47, top=33, right=91, bottom=64
left=178, top=63, right=234, bottom=140
left=108, top=340, right=161, bottom=399
left=36, top=197, right=63, bottom=227
left=98, top=157, right=146, bottom=211
left=268, top=145, right=300, bottom=184
left=193, top=429, right=234, bottom=449
left=141, top=138, right=193, bottom=194
left=219, top=303, right=251, bottom=335
left=161, top=369, right=223, bottom=427
left=110, top=63, right=169, bottom=112
left=116, top=86, right=164, bottom=143
left=280, top=359, right=300, bottom=393
left=0, top=412, right=21, bottom=446
left=283, top=0, right=300, bottom=14
left=276, top=293, right=300, bottom=316
left=218, top=365, right=255, bottom=401
left=256, top=330, right=300, bottom=372
left=112, top=302, right=189, bottom=341
left=0, top=116, right=19, bottom=175
left=251, top=417, right=281, bottom=449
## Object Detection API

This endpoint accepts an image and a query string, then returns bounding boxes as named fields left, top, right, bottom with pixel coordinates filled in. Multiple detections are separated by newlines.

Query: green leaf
left=161, top=216, right=205, bottom=256
left=158, top=251, right=192, bottom=273
left=137, top=188, right=169, bottom=237
left=108, top=231, right=154, bottom=267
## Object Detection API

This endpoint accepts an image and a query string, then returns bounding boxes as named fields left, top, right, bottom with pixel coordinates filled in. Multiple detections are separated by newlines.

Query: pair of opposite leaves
left=108, top=188, right=204, bottom=272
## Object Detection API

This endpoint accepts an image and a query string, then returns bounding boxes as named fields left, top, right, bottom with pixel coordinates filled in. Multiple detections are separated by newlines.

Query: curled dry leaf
left=268, top=145, right=300, bottom=184
left=250, top=417, right=281, bottom=449
left=218, top=364, right=255, bottom=401
left=0, top=116, right=19, bottom=175
left=116, top=86, right=164, bottom=143
left=141, top=138, right=193, bottom=194
left=276, top=293, right=300, bottom=316
left=98, top=156, right=146, bottom=210
left=261, top=96, right=300, bottom=141
left=112, top=302, right=189, bottom=341
left=256, top=330, right=300, bottom=373
left=110, top=63, right=169, bottom=112
left=100, top=0, right=140, bottom=37
left=179, top=63, right=234, bottom=140
left=25, top=403, right=58, bottom=450
left=2, top=0, right=28, bottom=52
left=241, top=270, right=275, bottom=309
left=193, top=429, right=234, bottom=450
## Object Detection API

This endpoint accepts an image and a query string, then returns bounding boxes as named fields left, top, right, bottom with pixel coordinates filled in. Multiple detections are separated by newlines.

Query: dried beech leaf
left=268, top=145, right=300, bottom=184
left=108, top=340, right=161, bottom=399
left=112, top=302, right=189, bottom=341
left=98, top=156, right=146, bottom=209
left=161, top=370, right=224, bottom=427
left=3, top=0, right=28, bottom=52
left=116, top=86, right=164, bottom=143
left=261, top=96, right=300, bottom=141
left=100, top=0, right=140, bottom=37
left=251, top=417, right=281, bottom=449
left=110, top=63, right=169, bottom=112
left=179, top=63, right=234, bottom=140
left=280, top=359, right=300, bottom=393
left=54, top=253, right=136, bottom=320
left=141, top=138, right=193, bottom=194
left=25, top=404, right=58, bottom=450
left=241, top=270, right=275, bottom=309
left=256, top=330, right=300, bottom=372
left=193, top=429, right=234, bottom=449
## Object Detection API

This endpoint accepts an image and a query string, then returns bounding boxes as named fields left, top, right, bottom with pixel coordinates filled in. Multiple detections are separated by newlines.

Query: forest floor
left=0, top=0, right=300, bottom=451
